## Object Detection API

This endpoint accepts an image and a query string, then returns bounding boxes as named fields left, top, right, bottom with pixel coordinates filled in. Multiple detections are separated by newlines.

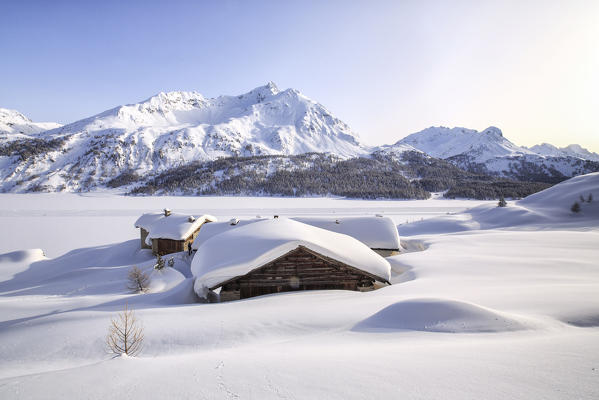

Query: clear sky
left=1, top=0, right=597, bottom=151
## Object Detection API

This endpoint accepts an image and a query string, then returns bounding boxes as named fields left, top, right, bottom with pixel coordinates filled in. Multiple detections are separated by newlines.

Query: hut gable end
left=216, top=245, right=384, bottom=300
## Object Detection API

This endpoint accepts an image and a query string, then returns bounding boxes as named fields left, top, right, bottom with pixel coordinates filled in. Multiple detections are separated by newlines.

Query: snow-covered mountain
left=527, top=143, right=599, bottom=162
left=385, top=126, right=599, bottom=182
left=0, top=108, right=61, bottom=139
left=0, top=83, right=369, bottom=192
left=1, top=85, right=598, bottom=193
left=392, top=126, right=535, bottom=162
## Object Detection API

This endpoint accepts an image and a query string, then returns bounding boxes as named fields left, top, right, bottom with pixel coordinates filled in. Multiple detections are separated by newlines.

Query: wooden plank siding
left=216, top=245, right=389, bottom=301
left=150, top=225, right=205, bottom=255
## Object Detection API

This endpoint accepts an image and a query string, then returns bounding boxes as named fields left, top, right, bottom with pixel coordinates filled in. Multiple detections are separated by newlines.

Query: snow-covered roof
left=191, top=218, right=267, bottom=250
left=135, top=212, right=217, bottom=241
left=192, top=216, right=400, bottom=251
left=191, top=218, right=391, bottom=297
left=291, top=216, right=400, bottom=250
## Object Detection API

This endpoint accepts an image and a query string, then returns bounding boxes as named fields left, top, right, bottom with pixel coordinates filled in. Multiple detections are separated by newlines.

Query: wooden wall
left=218, top=246, right=381, bottom=300
left=149, top=225, right=205, bottom=255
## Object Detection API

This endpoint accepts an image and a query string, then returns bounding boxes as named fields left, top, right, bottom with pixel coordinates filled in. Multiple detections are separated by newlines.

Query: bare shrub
left=127, top=266, right=150, bottom=292
left=106, top=304, right=144, bottom=356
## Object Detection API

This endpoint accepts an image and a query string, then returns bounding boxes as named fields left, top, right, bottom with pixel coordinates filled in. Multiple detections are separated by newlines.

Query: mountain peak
left=396, top=125, right=531, bottom=162
left=482, top=126, right=503, bottom=137
left=0, top=108, right=62, bottom=136
left=238, top=82, right=280, bottom=103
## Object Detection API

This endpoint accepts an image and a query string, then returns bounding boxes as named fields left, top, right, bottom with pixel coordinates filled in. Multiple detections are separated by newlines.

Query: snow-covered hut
left=192, top=216, right=401, bottom=257
left=135, top=209, right=217, bottom=255
left=192, top=218, right=391, bottom=301
left=291, top=216, right=401, bottom=256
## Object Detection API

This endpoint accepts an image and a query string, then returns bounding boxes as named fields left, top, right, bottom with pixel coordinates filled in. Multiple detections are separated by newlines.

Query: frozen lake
left=0, top=193, right=491, bottom=257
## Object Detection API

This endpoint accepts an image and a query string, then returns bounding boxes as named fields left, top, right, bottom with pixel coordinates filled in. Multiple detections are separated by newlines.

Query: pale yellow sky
left=330, top=0, right=599, bottom=152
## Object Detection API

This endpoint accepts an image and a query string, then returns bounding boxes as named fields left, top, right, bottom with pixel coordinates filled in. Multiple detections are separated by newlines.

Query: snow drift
left=353, top=298, right=526, bottom=333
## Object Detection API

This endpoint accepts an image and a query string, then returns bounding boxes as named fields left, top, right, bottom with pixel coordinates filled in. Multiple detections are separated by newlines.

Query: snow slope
left=0, top=179, right=598, bottom=398
left=398, top=172, right=599, bottom=235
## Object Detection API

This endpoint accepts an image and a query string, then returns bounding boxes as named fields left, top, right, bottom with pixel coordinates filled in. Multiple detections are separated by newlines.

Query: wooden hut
left=134, top=209, right=216, bottom=255
left=191, top=218, right=391, bottom=301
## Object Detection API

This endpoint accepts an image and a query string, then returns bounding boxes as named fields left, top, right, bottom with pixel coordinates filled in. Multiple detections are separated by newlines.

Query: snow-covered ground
left=0, top=193, right=486, bottom=258
left=0, top=175, right=598, bottom=399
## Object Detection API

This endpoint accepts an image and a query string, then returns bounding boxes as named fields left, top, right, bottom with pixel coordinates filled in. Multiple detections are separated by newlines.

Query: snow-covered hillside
left=0, top=108, right=61, bottom=139
left=390, top=126, right=599, bottom=181
left=0, top=83, right=368, bottom=192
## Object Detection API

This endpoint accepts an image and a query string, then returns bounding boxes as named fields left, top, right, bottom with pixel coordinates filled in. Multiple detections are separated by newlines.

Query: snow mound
left=0, top=248, right=45, bottom=263
left=148, top=267, right=186, bottom=293
left=0, top=249, right=47, bottom=282
left=353, top=298, right=526, bottom=333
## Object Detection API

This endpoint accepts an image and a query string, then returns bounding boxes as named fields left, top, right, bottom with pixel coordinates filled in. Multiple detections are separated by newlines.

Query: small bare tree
left=106, top=304, right=144, bottom=356
left=127, top=266, right=150, bottom=293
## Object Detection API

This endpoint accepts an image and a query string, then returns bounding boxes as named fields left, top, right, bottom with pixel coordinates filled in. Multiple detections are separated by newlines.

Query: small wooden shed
left=191, top=218, right=391, bottom=301
left=134, top=209, right=216, bottom=255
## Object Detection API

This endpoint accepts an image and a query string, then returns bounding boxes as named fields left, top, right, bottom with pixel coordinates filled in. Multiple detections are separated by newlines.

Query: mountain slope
left=0, top=108, right=61, bottom=139
left=527, top=143, right=599, bottom=162
left=389, top=126, right=599, bottom=182
left=394, top=126, right=535, bottom=162
left=0, top=83, right=368, bottom=192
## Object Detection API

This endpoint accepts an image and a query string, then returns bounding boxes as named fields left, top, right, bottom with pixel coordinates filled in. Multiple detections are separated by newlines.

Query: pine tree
left=571, top=201, right=581, bottom=213
left=154, top=254, right=165, bottom=270
left=588, top=193, right=593, bottom=203
left=498, top=196, right=507, bottom=207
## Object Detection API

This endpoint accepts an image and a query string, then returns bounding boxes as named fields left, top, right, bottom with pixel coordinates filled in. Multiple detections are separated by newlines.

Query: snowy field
left=0, top=193, right=485, bottom=258
left=0, top=175, right=598, bottom=399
